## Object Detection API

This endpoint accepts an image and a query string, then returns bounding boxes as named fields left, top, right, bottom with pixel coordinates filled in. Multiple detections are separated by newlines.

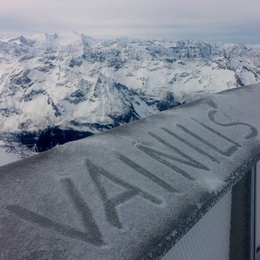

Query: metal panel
left=256, top=162, right=260, bottom=259
left=162, top=190, right=232, bottom=260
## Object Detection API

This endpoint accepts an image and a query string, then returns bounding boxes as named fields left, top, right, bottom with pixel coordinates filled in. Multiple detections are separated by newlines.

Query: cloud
left=0, top=0, right=259, bottom=43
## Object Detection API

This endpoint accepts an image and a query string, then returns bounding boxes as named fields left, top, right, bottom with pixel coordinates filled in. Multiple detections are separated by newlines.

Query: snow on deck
left=0, top=148, right=20, bottom=167
left=1, top=84, right=260, bottom=259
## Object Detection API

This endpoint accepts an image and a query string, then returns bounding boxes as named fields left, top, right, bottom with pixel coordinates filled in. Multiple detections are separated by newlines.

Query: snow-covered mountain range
left=0, top=31, right=260, bottom=155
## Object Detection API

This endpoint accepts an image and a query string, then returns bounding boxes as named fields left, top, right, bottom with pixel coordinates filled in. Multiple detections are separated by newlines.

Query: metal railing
left=1, top=84, right=260, bottom=259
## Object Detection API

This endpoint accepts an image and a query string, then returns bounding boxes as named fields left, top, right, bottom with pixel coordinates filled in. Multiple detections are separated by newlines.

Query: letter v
left=6, top=178, right=104, bottom=247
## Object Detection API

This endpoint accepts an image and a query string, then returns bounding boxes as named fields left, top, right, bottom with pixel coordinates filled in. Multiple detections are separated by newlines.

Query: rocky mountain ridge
left=0, top=31, right=260, bottom=154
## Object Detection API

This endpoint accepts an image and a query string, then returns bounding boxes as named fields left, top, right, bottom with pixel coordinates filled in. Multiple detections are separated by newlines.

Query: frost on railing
left=0, top=84, right=260, bottom=259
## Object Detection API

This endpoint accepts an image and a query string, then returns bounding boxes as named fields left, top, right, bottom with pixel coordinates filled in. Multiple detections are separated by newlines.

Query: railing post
left=256, top=162, right=260, bottom=258
left=229, top=168, right=256, bottom=260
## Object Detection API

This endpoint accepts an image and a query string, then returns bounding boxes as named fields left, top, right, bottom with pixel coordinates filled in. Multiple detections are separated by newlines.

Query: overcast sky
left=0, top=0, right=259, bottom=43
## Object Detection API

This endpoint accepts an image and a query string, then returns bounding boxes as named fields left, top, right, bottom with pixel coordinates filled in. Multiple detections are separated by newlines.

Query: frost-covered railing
left=1, top=84, right=260, bottom=259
